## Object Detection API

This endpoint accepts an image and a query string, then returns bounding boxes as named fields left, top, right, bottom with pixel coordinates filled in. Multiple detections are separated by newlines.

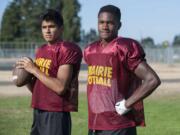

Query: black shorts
left=88, top=126, right=137, bottom=135
left=30, top=109, right=71, bottom=135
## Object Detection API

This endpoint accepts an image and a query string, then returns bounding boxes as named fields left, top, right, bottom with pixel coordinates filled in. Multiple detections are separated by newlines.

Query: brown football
left=12, top=58, right=34, bottom=87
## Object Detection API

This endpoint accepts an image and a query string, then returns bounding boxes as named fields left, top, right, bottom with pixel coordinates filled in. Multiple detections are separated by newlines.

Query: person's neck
left=47, top=38, right=62, bottom=45
left=100, top=36, right=118, bottom=47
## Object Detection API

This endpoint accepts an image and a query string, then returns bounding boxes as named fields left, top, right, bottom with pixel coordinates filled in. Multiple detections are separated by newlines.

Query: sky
left=0, top=0, right=180, bottom=44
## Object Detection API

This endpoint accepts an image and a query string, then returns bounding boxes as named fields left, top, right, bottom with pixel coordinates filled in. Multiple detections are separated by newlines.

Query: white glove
left=115, top=99, right=131, bottom=115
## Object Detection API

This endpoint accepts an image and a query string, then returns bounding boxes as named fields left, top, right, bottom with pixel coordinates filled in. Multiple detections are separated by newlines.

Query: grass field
left=0, top=93, right=180, bottom=135
left=1, top=63, right=180, bottom=135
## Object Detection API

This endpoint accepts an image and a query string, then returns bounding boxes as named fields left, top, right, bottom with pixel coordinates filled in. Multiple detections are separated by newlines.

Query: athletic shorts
left=88, top=126, right=137, bottom=135
left=30, top=109, right=71, bottom=135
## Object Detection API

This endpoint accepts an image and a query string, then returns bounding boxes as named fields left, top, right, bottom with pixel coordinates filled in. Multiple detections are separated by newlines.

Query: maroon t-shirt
left=84, top=37, right=146, bottom=130
left=32, top=41, right=82, bottom=112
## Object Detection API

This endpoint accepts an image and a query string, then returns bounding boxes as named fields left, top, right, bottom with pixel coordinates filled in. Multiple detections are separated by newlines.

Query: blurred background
left=0, top=0, right=180, bottom=69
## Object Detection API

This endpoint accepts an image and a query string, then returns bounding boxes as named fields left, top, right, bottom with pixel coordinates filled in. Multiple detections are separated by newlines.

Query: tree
left=0, top=0, right=81, bottom=43
left=162, top=40, right=170, bottom=48
left=0, top=0, right=22, bottom=41
left=173, top=34, right=180, bottom=46
left=140, top=37, right=156, bottom=48
left=61, top=0, right=81, bottom=42
left=80, top=29, right=99, bottom=48
left=84, top=29, right=98, bottom=44
left=0, top=0, right=47, bottom=41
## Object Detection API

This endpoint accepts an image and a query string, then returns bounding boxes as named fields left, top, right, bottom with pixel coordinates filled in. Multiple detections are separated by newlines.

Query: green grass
left=0, top=94, right=180, bottom=135
left=0, top=96, right=32, bottom=135
left=138, top=97, right=180, bottom=135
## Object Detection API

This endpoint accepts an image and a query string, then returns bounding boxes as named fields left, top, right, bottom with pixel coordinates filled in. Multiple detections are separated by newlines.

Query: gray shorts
left=88, top=126, right=137, bottom=135
left=30, top=109, right=71, bottom=135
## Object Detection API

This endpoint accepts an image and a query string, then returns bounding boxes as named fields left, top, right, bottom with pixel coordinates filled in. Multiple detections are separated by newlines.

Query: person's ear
left=58, top=26, right=64, bottom=38
left=118, top=22, right=122, bottom=30
left=59, top=26, right=64, bottom=32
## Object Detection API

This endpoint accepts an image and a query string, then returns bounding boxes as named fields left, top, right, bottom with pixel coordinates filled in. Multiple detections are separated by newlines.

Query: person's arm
left=17, top=57, right=73, bottom=95
left=115, top=61, right=161, bottom=115
left=125, top=61, right=161, bottom=108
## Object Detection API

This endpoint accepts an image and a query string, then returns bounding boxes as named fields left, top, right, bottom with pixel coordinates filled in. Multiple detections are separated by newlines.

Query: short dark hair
left=40, top=9, right=63, bottom=27
left=98, top=5, right=121, bottom=22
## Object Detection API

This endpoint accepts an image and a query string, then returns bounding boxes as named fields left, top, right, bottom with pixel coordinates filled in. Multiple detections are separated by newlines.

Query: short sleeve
left=58, top=44, right=82, bottom=66
left=83, top=48, right=88, bottom=64
left=126, top=40, right=146, bottom=71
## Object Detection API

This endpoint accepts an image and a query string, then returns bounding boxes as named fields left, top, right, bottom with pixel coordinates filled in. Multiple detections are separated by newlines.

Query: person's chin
left=45, top=38, right=53, bottom=42
left=100, top=34, right=108, bottom=38
left=100, top=32, right=110, bottom=37
left=100, top=35, right=112, bottom=41
left=45, top=39, right=55, bottom=44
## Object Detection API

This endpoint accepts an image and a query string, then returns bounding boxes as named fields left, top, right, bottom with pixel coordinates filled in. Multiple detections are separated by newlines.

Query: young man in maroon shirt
left=17, top=9, right=82, bottom=135
left=84, top=5, right=161, bottom=135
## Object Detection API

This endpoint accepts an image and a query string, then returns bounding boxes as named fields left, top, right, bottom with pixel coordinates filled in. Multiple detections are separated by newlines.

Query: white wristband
left=115, top=99, right=131, bottom=115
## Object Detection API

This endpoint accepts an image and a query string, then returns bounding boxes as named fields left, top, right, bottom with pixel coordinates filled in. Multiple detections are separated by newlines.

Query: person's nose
left=102, top=23, right=108, bottom=30
left=46, top=27, right=51, bottom=33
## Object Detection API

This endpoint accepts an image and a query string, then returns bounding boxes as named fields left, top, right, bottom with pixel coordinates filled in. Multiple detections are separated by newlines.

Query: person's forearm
left=32, top=67, right=67, bottom=95
left=125, top=77, right=161, bottom=108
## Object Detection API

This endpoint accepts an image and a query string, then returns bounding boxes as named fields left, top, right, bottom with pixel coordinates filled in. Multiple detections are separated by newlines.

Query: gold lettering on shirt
left=35, top=58, right=52, bottom=76
left=88, top=66, right=112, bottom=87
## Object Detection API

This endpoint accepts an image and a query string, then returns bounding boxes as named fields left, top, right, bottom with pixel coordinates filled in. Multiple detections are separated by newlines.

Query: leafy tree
left=61, top=0, right=81, bottom=42
left=0, top=0, right=81, bottom=43
left=0, top=0, right=21, bottom=41
left=1, top=0, right=47, bottom=41
left=80, top=29, right=98, bottom=48
left=173, top=34, right=180, bottom=46
left=162, top=40, right=170, bottom=48
left=140, top=37, right=156, bottom=48
left=85, top=29, right=98, bottom=44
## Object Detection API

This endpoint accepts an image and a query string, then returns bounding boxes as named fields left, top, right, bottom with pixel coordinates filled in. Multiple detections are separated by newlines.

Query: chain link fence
left=0, top=42, right=180, bottom=70
left=144, top=46, right=180, bottom=64
left=0, top=42, right=43, bottom=59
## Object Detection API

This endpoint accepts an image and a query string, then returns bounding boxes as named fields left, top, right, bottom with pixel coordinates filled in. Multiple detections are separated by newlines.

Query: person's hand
left=115, top=99, right=131, bottom=115
left=16, top=57, right=36, bottom=74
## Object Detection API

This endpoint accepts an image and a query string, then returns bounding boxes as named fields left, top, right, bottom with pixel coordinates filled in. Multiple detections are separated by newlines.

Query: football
left=12, top=58, right=34, bottom=87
